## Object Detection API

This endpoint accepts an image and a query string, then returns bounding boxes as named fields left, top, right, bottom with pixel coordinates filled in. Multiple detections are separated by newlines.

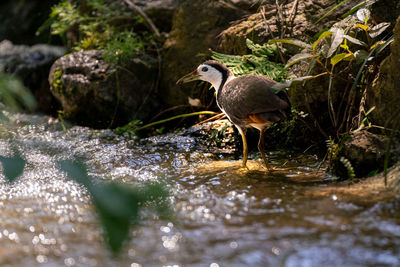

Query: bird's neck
left=213, top=74, right=235, bottom=93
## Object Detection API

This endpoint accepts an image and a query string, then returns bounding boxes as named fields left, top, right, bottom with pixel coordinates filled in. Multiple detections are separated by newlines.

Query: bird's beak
left=176, top=70, right=200, bottom=84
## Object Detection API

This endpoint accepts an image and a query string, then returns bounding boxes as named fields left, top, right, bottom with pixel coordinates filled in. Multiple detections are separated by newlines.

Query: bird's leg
left=258, top=129, right=273, bottom=172
left=237, top=127, right=248, bottom=169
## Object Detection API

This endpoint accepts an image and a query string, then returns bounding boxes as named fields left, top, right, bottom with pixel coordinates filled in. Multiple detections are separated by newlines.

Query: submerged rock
left=0, top=40, right=66, bottom=114
left=49, top=50, right=159, bottom=129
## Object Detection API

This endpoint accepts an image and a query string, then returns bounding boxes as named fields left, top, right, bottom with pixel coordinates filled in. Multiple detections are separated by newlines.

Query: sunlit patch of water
left=0, top=113, right=397, bottom=266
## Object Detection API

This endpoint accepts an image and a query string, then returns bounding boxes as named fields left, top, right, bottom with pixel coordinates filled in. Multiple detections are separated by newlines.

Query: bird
left=177, top=60, right=291, bottom=172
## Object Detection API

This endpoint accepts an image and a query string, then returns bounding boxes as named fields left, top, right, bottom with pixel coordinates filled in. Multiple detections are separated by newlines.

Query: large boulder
left=367, top=15, right=400, bottom=127
left=49, top=50, right=159, bottom=128
left=218, top=0, right=357, bottom=55
left=0, top=40, right=66, bottom=114
left=160, top=0, right=246, bottom=108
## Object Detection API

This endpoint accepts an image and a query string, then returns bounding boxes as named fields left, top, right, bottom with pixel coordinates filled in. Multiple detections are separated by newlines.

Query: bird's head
left=176, top=60, right=232, bottom=91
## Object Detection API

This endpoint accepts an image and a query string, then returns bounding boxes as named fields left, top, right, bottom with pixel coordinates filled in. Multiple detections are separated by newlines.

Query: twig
left=327, top=73, right=337, bottom=128
left=193, top=113, right=226, bottom=127
left=287, top=0, right=299, bottom=27
left=261, top=6, right=286, bottom=63
left=357, top=83, right=368, bottom=128
left=123, top=0, right=161, bottom=39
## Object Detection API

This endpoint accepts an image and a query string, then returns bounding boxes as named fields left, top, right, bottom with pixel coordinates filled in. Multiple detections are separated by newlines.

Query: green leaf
left=343, top=35, right=368, bottom=47
left=268, top=39, right=312, bottom=50
left=0, top=75, right=37, bottom=112
left=327, top=28, right=344, bottom=58
left=355, top=23, right=370, bottom=32
left=313, top=31, right=332, bottom=51
left=369, top=22, right=391, bottom=38
left=59, top=160, right=171, bottom=255
left=331, top=53, right=353, bottom=67
left=0, top=151, right=25, bottom=183
left=285, top=53, right=315, bottom=68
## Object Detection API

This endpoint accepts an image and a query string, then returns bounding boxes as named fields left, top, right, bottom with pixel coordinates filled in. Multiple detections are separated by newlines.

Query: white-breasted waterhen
left=177, top=60, right=291, bottom=172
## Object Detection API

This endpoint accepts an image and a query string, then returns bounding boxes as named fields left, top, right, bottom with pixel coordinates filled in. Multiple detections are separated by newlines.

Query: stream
left=0, top=113, right=399, bottom=266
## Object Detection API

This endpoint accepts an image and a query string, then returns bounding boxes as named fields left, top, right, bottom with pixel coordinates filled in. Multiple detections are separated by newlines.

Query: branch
left=123, top=0, right=162, bottom=39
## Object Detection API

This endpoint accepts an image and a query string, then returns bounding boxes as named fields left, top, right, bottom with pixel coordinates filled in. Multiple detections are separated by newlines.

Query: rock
left=131, top=0, right=181, bottom=33
left=0, top=40, right=66, bottom=114
left=0, top=0, right=59, bottom=45
left=218, top=0, right=357, bottom=55
left=160, top=0, right=246, bottom=108
left=334, top=131, right=392, bottom=178
left=49, top=50, right=159, bottom=129
left=370, top=0, right=400, bottom=25
left=367, top=16, right=400, bottom=127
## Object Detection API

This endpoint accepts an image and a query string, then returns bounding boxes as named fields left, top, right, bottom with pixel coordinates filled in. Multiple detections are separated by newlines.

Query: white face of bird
left=196, top=64, right=223, bottom=90
left=176, top=63, right=223, bottom=91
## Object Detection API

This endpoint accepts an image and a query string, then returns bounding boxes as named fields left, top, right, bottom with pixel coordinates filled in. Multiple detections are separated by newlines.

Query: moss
left=52, top=67, right=64, bottom=95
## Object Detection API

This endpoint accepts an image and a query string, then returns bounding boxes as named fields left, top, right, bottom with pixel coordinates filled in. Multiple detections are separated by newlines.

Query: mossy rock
left=49, top=50, right=159, bottom=128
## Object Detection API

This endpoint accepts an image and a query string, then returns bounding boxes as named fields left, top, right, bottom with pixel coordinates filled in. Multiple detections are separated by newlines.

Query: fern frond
left=211, top=39, right=286, bottom=81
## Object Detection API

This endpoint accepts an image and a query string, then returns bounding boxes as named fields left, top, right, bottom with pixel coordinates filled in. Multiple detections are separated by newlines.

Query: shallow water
left=0, top=114, right=399, bottom=266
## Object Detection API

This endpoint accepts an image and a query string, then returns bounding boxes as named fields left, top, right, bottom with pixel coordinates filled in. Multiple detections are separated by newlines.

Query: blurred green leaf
left=0, top=74, right=37, bottom=112
left=59, top=160, right=171, bottom=255
left=0, top=151, right=25, bottom=183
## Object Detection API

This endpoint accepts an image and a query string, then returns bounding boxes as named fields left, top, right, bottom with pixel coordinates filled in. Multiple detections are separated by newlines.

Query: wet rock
left=367, top=16, right=400, bottom=127
left=335, top=131, right=391, bottom=178
left=182, top=119, right=237, bottom=154
left=0, top=40, right=66, bottom=114
left=160, top=0, right=246, bottom=107
left=0, top=0, right=59, bottom=45
left=49, top=50, right=159, bottom=129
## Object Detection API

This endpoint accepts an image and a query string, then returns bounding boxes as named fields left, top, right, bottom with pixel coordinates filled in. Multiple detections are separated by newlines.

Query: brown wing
left=217, top=75, right=290, bottom=124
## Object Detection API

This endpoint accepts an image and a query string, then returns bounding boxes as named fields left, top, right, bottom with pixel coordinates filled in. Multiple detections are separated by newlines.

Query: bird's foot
left=241, top=163, right=250, bottom=170
left=265, top=166, right=276, bottom=173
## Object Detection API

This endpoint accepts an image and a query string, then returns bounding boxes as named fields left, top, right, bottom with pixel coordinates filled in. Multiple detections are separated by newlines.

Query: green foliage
left=102, top=31, right=145, bottom=64
left=339, top=156, right=356, bottom=180
left=45, top=0, right=153, bottom=64
left=52, top=67, right=64, bottom=94
left=59, top=160, right=171, bottom=255
left=267, top=108, right=309, bottom=147
left=270, top=6, right=393, bottom=180
left=0, top=73, right=37, bottom=113
left=207, top=123, right=232, bottom=148
left=211, top=39, right=287, bottom=81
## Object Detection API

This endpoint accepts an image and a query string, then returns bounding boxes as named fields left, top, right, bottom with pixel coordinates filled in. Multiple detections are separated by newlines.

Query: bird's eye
left=201, top=67, right=208, bottom=72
